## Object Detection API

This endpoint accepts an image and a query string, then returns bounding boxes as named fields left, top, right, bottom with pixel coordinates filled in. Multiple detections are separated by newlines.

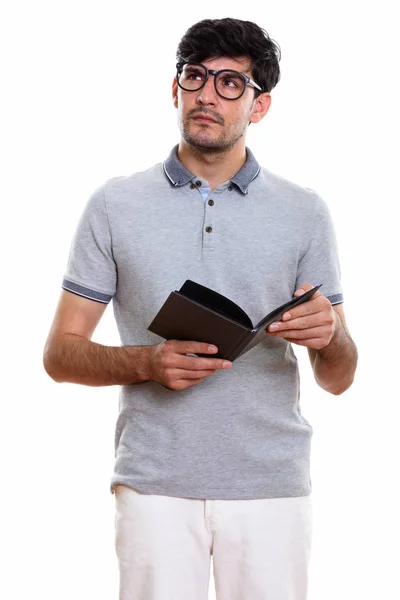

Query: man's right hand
left=43, top=291, right=233, bottom=388
left=147, top=340, right=232, bottom=390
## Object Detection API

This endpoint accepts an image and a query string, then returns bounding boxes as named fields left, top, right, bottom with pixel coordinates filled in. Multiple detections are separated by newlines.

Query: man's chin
left=183, top=133, right=225, bottom=152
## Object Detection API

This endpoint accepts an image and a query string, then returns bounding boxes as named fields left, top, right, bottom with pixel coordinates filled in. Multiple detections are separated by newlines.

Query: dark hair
left=176, top=18, right=281, bottom=97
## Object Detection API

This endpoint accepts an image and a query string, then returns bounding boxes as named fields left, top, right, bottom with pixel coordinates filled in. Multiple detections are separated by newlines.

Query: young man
left=43, top=17, right=358, bottom=600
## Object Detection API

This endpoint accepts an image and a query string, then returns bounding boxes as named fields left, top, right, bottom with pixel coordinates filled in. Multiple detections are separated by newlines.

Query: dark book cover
left=148, top=280, right=322, bottom=361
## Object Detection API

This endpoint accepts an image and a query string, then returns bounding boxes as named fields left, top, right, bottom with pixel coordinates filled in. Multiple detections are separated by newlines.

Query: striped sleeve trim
left=327, top=293, right=344, bottom=305
left=62, top=279, right=113, bottom=304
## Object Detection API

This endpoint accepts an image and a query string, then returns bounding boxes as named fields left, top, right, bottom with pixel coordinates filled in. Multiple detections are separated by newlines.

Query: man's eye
left=187, top=71, right=203, bottom=80
left=221, top=76, right=240, bottom=88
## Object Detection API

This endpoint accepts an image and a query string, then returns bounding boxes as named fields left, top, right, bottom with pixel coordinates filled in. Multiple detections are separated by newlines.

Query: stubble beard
left=180, top=115, right=248, bottom=155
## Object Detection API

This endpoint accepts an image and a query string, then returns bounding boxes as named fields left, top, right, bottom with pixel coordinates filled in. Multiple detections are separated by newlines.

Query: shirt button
left=228, top=185, right=233, bottom=191
left=205, top=226, right=212, bottom=233
left=208, top=199, right=214, bottom=206
left=195, top=180, right=201, bottom=187
left=190, top=183, right=195, bottom=189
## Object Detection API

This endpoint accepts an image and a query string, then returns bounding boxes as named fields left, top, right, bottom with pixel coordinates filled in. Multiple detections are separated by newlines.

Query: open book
left=148, top=280, right=322, bottom=361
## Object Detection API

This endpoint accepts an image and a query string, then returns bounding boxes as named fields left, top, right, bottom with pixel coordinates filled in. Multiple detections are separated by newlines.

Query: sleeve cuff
left=326, top=293, right=344, bottom=305
left=62, top=279, right=113, bottom=304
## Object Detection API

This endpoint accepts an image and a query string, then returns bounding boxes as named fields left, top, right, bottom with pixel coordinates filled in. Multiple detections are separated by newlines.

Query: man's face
left=172, top=56, right=261, bottom=152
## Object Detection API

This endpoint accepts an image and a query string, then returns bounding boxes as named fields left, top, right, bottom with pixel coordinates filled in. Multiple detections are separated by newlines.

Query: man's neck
left=177, top=140, right=247, bottom=191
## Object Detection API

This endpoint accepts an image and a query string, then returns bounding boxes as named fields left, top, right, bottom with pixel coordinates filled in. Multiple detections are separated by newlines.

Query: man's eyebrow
left=226, top=67, right=252, bottom=75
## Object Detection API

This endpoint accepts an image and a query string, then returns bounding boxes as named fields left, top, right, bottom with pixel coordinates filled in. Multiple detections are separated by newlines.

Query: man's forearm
left=310, top=314, right=358, bottom=395
left=43, top=334, right=152, bottom=386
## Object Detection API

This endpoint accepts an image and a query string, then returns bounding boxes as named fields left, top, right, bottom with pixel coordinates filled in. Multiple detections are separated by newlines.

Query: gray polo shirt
left=62, top=143, right=343, bottom=500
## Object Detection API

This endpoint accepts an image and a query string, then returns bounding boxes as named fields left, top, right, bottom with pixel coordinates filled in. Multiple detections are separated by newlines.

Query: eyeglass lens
left=179, top=63, right=245, bottom=99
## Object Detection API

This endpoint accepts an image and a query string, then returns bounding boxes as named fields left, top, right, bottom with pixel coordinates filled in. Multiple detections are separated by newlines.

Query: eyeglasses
left=176, top=61, right=263, bottom=101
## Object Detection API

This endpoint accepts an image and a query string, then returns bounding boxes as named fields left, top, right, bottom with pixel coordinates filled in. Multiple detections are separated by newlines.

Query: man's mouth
left=192, top=115, right=218, bottom=124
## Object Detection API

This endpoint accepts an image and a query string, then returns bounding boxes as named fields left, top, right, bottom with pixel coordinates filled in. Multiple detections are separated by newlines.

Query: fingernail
left=209, top=345, right=218, bottom=352
left=223, top=361, right=232, bottom=368
left=269, top=323, right=279, bottom=331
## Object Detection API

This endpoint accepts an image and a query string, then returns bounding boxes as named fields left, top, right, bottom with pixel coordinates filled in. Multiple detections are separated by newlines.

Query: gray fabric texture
left=62, top=144, right=343, bottom=500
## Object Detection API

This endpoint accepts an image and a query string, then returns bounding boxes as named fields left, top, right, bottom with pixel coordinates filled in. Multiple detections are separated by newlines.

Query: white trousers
left=114, top=484, right=312, bottom=600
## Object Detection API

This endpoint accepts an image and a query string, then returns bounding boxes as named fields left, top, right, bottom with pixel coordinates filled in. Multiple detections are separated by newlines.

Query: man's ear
left=249, top=92, right=272, bottom=125
left=172, top=77, right=178, bottom=109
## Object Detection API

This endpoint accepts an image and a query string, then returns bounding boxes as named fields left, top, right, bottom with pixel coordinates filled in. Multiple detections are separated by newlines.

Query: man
left=43, top=17, right=358, bottom=600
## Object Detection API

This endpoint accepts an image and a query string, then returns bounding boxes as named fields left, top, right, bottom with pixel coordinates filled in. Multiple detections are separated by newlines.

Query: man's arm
left=43, top=290, right=151, bottom=386
left=43, top=289, right=231, bottom=389
left=307, top=303, right=358, bottom=395
left=266, top=285, right=358, bottom=396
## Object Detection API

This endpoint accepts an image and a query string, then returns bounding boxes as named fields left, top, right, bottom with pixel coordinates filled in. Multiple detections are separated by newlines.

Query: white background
left=2, top=1, right=399, bottom=599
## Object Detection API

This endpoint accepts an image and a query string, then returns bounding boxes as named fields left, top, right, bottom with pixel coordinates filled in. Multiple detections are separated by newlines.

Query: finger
left=268, top=327, right=324, bottom=340
left=170, top=340, right=220, bottom=355
left=281, top=297, right=325, bottom=322
left=179, top=355, right=232, bottom=370
left=269, top=313, right=323, bottom=331
left=171, top=368, right=218, bottom=379
left=176, top=377, right=210, bottom=388
left=162, top=377, right=209, bottom=390
left=294, top=283, right=320, bottom=296
left=294, top=288, right=307, bottom=297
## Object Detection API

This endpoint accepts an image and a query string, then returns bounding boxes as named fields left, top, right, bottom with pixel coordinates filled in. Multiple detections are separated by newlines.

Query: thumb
left=294, top=288, right=306, bottom=297
left=294, top=283, right=322, bottom=300
left=294, top=283, right=314, bottom=297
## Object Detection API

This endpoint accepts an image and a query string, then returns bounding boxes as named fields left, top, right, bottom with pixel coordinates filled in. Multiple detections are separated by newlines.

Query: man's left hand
left=266, top=283, right=339, bottom=350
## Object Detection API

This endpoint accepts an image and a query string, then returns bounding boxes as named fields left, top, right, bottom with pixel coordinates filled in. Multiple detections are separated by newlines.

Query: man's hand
left=266, top=283, right=339, bottom=350
left=147, top=340, right=232, bottom=390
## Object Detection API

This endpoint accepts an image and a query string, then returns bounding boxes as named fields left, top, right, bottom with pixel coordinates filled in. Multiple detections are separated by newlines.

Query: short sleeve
left=62, top=183, right=117, bottom=304
left=295, top=192, right=344, bottom=305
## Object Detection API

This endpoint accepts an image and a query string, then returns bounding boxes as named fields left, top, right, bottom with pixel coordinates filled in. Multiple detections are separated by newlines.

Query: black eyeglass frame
left=176, top=61, right=263, bottom=100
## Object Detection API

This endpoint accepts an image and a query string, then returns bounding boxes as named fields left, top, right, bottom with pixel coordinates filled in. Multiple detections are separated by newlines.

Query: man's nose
left=196, top=75, right=218, bottom=105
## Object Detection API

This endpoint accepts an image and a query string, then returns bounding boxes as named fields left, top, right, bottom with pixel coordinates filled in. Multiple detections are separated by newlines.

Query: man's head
left=172, top=18, right=281, bottom=153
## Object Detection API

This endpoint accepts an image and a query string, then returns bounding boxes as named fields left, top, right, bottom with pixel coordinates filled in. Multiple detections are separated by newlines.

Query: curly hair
left=176, top=18, right=281, bottom=97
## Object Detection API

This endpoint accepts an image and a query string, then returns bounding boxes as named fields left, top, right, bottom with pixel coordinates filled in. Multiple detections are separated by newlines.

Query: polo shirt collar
left=163, top=143, right=261, bottom=195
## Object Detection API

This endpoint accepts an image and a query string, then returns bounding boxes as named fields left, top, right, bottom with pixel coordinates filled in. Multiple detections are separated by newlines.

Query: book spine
left=228, top=329, right=253, bottom=361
